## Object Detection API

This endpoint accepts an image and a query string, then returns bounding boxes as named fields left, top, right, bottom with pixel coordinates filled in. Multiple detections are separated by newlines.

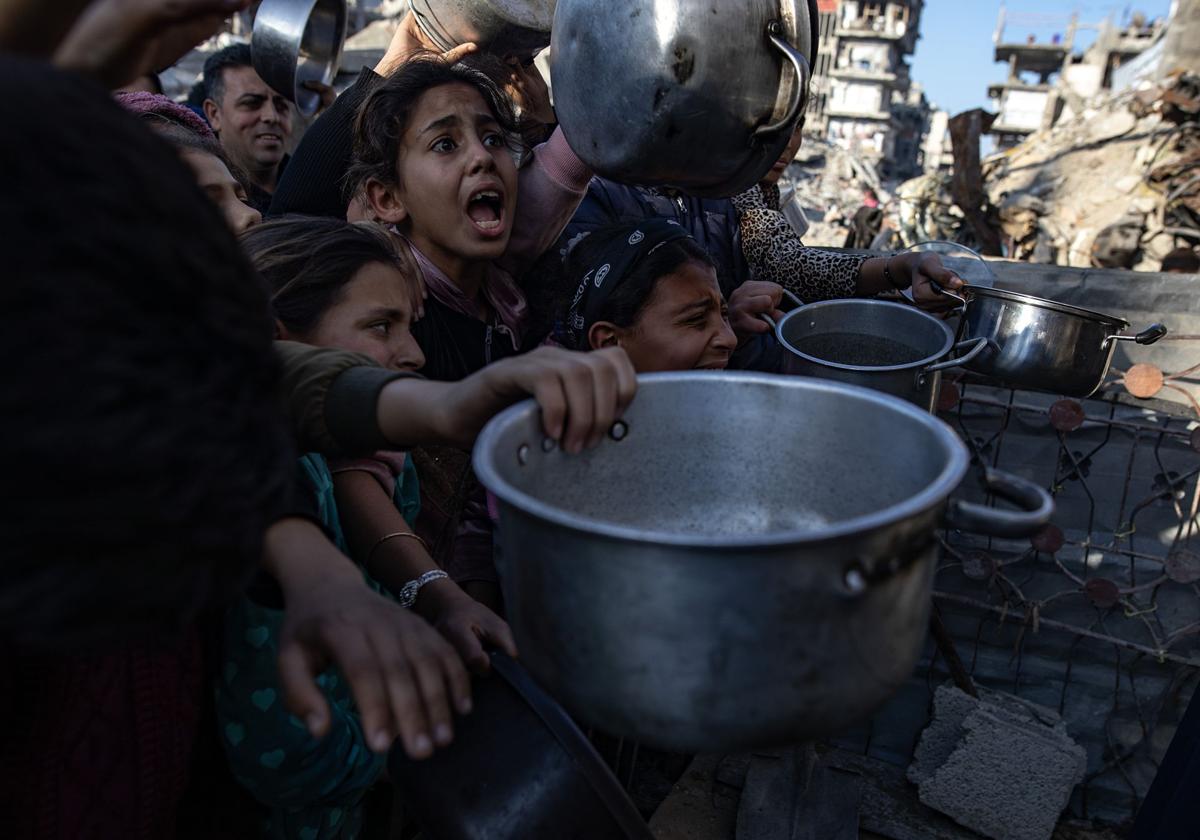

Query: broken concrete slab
left=918, top=708, right=1087, bottom=840
left=908, top=684, right=1071, bottom=787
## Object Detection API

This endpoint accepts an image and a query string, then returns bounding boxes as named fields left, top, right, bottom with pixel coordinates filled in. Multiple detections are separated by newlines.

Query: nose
left=464, top=135, right=497, bottom=175
left=230, top=200, right=261, bottom=235
left=712, top=316, right=737, bottom=353
left=392, top=331, right=426, bottom=372
left=261, top=99, right=281, bottom=125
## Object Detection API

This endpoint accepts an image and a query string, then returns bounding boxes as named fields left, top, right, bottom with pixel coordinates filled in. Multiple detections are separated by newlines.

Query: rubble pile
left=779, top=137, right=892, bottom=248
left=983, top=72, right=1200, bottom=271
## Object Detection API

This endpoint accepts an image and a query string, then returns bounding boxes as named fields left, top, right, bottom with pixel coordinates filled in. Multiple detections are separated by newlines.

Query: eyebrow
left=360, top=307, right=407, bottom=321
left=675, top=298, right=716, bottom=318
left=419, top=111, right=501, bottom=137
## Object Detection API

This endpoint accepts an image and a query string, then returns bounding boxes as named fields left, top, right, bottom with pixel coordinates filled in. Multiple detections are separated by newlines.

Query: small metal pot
left=941, top=285, right=1167, bottom=398
left=409, top=0, right=556, bottom=59
left=771, top=298, right=987, bottom=412
left=474, top=373, right=1053, bottom=752
left=252, top=0, right=348, bottom=116
left=550, top=0, right=818, bottom=197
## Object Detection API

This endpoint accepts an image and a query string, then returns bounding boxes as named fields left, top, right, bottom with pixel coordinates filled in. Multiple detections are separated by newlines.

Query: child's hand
left=728, top=280, right=786, bottom=344
left=377, top=11, right=477, bottom=76
left=505, top=57, right=555, bottom=126
left=417, top=579, right=517, bottom=673
left=55, top=0, right=252, bottom=89
left=264, top=518, right=471, bottom=760
left=477, top=346, right=638, bottom=454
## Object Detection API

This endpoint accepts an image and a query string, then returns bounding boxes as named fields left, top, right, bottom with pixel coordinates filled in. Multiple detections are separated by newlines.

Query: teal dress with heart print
left=216, top=453, right=420, bottom=839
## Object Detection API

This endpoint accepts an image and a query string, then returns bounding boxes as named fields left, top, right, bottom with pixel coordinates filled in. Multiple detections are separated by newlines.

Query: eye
left=367, top=321, right=390, bottom=336
left=431, top=137, right=456, bottom=153
left=483, top=132, right=506, bottom=148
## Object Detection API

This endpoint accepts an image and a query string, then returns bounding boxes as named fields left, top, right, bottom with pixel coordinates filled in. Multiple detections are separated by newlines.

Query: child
left=552, top=219, right=738, bottom=373
left=221, top=216, right=518, bottom=839
left=117, top=91, right=262, bottom=234
left=345, top=55, right=592, bottom=604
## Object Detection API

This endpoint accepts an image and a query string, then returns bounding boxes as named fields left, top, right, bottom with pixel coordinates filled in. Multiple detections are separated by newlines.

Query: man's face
left=204, top=65, right=293, bottom=174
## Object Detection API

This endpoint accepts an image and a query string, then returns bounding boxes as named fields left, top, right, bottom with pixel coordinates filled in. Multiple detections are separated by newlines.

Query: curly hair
left=346, top=52, right=521, bottom=203
left=0, top=55, right=293, bottom=651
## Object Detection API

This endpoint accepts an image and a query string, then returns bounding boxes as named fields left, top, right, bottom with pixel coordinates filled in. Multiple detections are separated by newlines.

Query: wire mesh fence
left=837, top=379, right=1200, bottom=827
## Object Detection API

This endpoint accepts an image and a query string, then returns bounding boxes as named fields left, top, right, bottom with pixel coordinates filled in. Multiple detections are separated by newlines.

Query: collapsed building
left=807, top=0, right=933, bottom=181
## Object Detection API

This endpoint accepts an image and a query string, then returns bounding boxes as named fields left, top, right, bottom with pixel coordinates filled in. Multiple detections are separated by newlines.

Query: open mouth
left=256, top=133, right=283, bottom=144
left=465, top=189, right=506, bottom=235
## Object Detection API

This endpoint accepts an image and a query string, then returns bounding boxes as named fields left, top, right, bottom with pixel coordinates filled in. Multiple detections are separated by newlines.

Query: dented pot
left=473, top=373, right=1052, bottom=752
left=550, top=0, right=819, bottom=197
left=408, top=0, right=556, bottom=59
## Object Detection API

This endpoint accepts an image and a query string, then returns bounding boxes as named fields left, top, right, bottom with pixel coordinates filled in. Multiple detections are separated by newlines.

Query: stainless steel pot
left=550, top=0, right=818, bottom=197
left=409, top=0, right=556, bottom=59
left=473, top=373, right=1053, bottom=752
left=772, top=299, right=987, bottom=412
left=941, top=285, right=1167, bottom=398
left=252, top=0, right=348, bottom=116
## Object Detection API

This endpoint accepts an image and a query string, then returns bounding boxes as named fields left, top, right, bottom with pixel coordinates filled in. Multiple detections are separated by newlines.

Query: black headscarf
left=563, top=218, right=693, bottom=349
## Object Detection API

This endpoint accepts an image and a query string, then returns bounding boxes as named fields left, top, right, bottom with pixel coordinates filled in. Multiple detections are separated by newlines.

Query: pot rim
left=775, top=298, right=955, bottom=372
left=964, top=285, right=1130, bottom=329
left=473, top=372, right=970, bottom=549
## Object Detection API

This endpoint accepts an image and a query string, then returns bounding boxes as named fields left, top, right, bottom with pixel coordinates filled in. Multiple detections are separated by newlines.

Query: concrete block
left=908, top=684, right=1069, bottom=786
left=917, top=708, right=1087, bottom=840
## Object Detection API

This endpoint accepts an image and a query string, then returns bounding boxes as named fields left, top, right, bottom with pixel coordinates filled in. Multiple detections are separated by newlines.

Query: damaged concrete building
left=986, top=6, right=1167, bottom=150
left=806, top=0, right=933, bottom=180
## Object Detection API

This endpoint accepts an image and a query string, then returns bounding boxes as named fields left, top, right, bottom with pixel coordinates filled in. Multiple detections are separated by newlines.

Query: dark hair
left=0, top=54, right=291, bottom=651
left=186, top=78, right=208, bottom=110
left=242, top=215, right=413, bottom=336
left=1162, top=247, right=1200, bottom=273
left=552, top=223, right=717, bottom=350
left=203, top=42, right=253, bottom=105
left=347, top=53, right=520, bottom=202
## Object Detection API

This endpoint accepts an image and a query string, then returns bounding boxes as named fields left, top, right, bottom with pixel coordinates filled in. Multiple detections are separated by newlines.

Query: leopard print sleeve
left=731, top=184, right=871, bottom=304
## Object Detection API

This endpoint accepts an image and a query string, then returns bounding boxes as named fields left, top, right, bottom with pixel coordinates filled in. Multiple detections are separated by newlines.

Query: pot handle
left=929, top=278, right=969, bottom=310
left=921, top=336, right=988, bottom=377
left=944, top=468, right=1054, bottom=538
left=1102, top=323, right=1168, bottom=348
left=755, top=289, right=804, bottom=332
left=754, top=22, right=812, bottom=139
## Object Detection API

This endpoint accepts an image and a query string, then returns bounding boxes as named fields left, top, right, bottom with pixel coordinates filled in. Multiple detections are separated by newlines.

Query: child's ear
left=587, top=321, right=621, bottom=351
left=365, top=178, right=409, bottom=226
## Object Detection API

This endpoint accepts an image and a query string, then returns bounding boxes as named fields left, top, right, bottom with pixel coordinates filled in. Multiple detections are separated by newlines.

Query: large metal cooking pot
left=772, top=299, right=987, bottom=412
left=409, top=0, right=556, bottom=59
left=252, top=0, right=348, bottom=116
left=473, top=374, right=1053, bottom=752
left=940, top=285, right=1167, bottom=398
left=550, top=0, right=819, bottom=197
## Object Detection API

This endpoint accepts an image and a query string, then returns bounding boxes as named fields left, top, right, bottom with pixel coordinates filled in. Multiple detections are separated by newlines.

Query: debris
left=983, top=72, right=1200, bottom=271
left=910, top=685, right=1087, bottom=840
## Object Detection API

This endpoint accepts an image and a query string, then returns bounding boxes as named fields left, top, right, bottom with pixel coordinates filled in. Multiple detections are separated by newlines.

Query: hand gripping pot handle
left=754, top=22, right=812, bottom=139
left=945, top=468, right=1054, bottom=538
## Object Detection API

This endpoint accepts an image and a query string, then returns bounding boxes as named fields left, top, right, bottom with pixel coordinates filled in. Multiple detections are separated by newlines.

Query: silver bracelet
left=398, top=569, right=449, bottom=609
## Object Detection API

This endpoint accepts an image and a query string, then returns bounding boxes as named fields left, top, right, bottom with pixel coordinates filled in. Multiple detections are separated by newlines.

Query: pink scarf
left=403, top=238, right=528, bottom=349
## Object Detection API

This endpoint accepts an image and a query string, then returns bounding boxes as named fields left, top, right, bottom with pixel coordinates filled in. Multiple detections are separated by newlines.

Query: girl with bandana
left=553, top=219, right=739, bottom=372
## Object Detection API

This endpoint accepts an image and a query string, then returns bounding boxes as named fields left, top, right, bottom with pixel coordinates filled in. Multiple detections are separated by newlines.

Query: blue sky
left=910, top=0, right=1175, bottom=115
